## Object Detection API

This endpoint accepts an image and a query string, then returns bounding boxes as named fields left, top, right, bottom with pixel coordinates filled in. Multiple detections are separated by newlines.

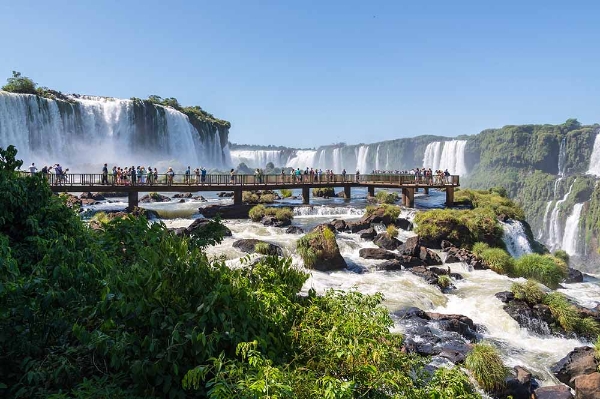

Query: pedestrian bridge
left=45, top=173, right=460, bottom=210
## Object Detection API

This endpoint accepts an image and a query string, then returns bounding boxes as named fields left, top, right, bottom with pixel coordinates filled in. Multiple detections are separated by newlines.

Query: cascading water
left=557, top=137, right=567, bottom=176
left=501, top=220, right=533, bottom=258
left=356, top=145, right=369, bottom=173
left=562, top=203, right=584, bottom=256
left=230, top=150, right=286, bottom=168
left=538, top=137, right=567, bottom=240
left=374, top=144, right=380, bottom=170
left=0, top=91, right=229, bottom=169
left=422, top=140, right=468, bottom=175
left=546, top=182, right=574, bottom=251
left=587, top=130, right=600, bottom=176
left=285, top=150, right=317, bottom=169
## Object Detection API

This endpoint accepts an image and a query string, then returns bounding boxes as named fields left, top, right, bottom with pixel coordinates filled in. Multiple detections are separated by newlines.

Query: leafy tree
left=2, top=71, right=37, bottom=94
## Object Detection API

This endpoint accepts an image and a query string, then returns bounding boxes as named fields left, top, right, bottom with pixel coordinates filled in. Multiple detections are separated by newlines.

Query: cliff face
left=0, top=91, right=230, bottom=169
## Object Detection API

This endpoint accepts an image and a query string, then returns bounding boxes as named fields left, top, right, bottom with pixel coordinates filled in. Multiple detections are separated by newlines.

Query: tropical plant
left=254, top=242, right=272, bottom=255
left=249, top=204, right=266, bottom=221
left=280, top=188, right=293, bottom=198
left=543, top=292, right=579, bottom=332
left=2, top=71, right=37, bottom=94
left=376, top=190, right=400, bottom=204
left=312, top=187, right=335, bottom=197
left=511, top=280, right=546, bottom=305
left=464, top=342, right=508, bottom=393
left=513, top=254, right=567, bottom=288
left=471, top=242, right=490, bottom=257
left=479, top=247, right=514, bottom=275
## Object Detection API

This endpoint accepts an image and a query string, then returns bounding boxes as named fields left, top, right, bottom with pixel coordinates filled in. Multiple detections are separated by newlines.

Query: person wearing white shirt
left=29, top=163, right=37, bottom=174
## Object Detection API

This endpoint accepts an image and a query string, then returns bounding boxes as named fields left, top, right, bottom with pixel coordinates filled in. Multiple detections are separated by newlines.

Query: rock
left=359, top=248, right=397, bottom=260
left=396, top=255, right=426, bottom=268
left=80, top=192, right=106, bottom=201
left=335, top=190, right=348, bottom=198
left=450, top=272, right=463, bottom=280
left=358, top=227, right=376, bottom=240
left=200, top=204, right=253, bottom=219
left=444, top=253, right=461, bottom=263
left=395, top=218, right=413, bottom=231
left=178, top=199, right=185, bottom=203
left=552, top=346, right=598, bottom=387
left=217, top=192, right=234, bottom=197
left=346, top=220, right=371, bottom=233
left=261, top=216, right=291, bottom=227
left=186, top=218, right=232, bottom=237
left=573, top=372, right=600, bottom=399
left=500, top=366, right=535, bottom=399
left=192, top=195, right=207, bottom=201
left=373, top=233, right=402, bottom=250
left=374, top=259, right=404, bottom=271
left=440, top=240, right=454, bottom=250
left=533, top=385, right=573, bottom=399
left=408, top=266, right=439, bottom=285
left=438, top=349, right=467, bottom=364
left=61, top=193, right=82, bottom=208
left=233, top=238, right=283, bottom=256
left=300, top=225, right=347, bottom=271
left=419, top=247, right=443, bottom=265
left=498, top=214, right=510, bottom=222
left=285, top=226, right=305, bottom=234
left=172, top=193, right=193, bottom=199
left=331, top=219, right=347, bottom=232
left=496, top=291, right=515, bottom=303
left=361, top=207, right=396, bottom=225
left=504, top=299, right=554, bottom=336
left=395, top=307, right=431, bottom=321
left=565, top=268, right=584, bottom=283
left=140, top=193, right=171, bottom=203
left=429, top=266, right=449, bottom=276
left=398, top=235, right=420, bottom=257
left=426, top=313, right=477, bottom=341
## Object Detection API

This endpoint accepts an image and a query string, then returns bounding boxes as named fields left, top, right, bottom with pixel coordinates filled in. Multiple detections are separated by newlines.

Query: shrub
left=472, top=242, right=490, bottom=257
left=2, top=71, right=37, bottom=94
left=511, top=280, right=546, bottom=305
left=149, top=192, right=161, bottom=201
left=438, top=275, right=451, bottom=289
left=575, top=317, right=600, bottom=338
left=543, top=292, right=579, bottom=332
left=259, top=193, right=275, bottom=203
left=595, top=336, right=600, bottom=371
left=296, top=226, right=337, bottom=269
left=375, top=190, right=400, bottom=204
left=553, top=249, right=569, bottom=265
left=280, top=188, right=293, bottom=198
left=90, top=211, right=111, bottom=225
left=513, top=254, right=567, bottom=289
left=312, top=187, right=335, bottom=197
left=479, top=247, right=514, bottom=275
left=464, top=342, right=508, bottom=392
left=249, top=204, right=266, bottom=222
left=366, top=204, right=401, bottom=220
left=386, top=224, right=399, bottom=238
left=254, top=242, right=271, bottom=255
left=274, top=207, right=293, bottom=222
left=455, top=189, right=525, bottom=220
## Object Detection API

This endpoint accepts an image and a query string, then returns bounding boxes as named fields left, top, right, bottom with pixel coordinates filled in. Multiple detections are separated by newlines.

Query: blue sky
left=1, top=0, right=599, bottom=148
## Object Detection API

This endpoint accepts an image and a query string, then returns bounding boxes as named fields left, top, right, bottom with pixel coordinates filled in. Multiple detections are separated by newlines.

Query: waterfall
left=285, top=150, right=317, bottom=169
left=546, top=182, right=574, bottom=251
left=562, top=203, right=583, bottom=256
left=356, top=145, right=369, bottom=173
left=558, top=137, right=566, bottom=176
left=229, top=150, right=286, bottom=168
left=293, top=205, right=365, bottom=217
left=332, top=148, right=342, bottom=172
left=422, top=140, right=467, bottom=175
left=588, top=131, right=600, bottom=176
left=501, top=220, right=533, bottom=258
left=375, top=145, right=380, bottom=170
left=0, top=91, right=229, bottom=170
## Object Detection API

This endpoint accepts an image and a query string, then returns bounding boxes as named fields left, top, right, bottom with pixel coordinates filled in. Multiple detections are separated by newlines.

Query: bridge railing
left=22, top=172, right=459, bottom=187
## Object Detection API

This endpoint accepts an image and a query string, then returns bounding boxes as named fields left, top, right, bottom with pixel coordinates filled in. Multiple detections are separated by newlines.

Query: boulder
left=499, top=366, right=537, bottom=399
left=395, top=307, right=431, bottom=321
left=440, top=240, right=454, bottom=251
left=565, top=268, right=584, bottom=283
left=395, top=217, right=413, bottom=231
left=495, top=291, right=515, bottom=303
left=373, top=233, right=402, bottom=250
left=419, top=247, right=443, bottom=265
left=331, top=219, right=347, bottom=232
left=408, top=266, right=439, bottom=285
left=361, top=207, right=396, bottom=225
left=358, top=227, right=376, bottom=240
left=300, top=225, right=347, bottom=271
left=552, top=346, right=598, bottom=387
left=426, top=312, right=477, bottom=341
left=374, top=259, right=404, bottom=271
left=444, top=253, right=461, bottom=263
left=200, top=204, right=253, bottom=219
left=396, top=255, right=426, bottom=268
left=573, top=372, right=600, bottom=399
left=80, top=192, right=106, bottom=201
left=398, top=235, right=420, bottom=257
left=346, top=219, right=371, bottom=233
left=172, top=193, right=193, bottom=199
left=217, top=192, right=234, bottom=197
left=533, top=385, right=573, bottom=399
left=140, top=193, right=171, bottom=203
left=233, top=238, right=283, bottom=256
left=261, top=216, right=291, bottom=227
left=285, top=226, right=305, bottom=234
left=185, top=218, right=232, bottom=237
left=359, top=248, right=397, bottom=260
left=193, top=195, right=207, bottom=201
left=504, top=299, right=554, bottom=336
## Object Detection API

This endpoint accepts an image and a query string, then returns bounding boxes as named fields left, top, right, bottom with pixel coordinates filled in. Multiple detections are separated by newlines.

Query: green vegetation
left=437, top=275, right=451, bottom=289
left=553, top=249, right=569, bottom=265
left=143, top=94, right=230, bottom=128
left=386, top=224, right=399, bottom=238
left=296, top=226, right=337, bottom=269
left=464, top=342, right=508, bottom=393
left=471, top=242, right=490, bottom=257
left=511, top=280, right=546, bottom=306
left=0, top=145, right=482, bottom=398
left=243, top=190, right=276, bottom=204
left=513, top=254, right=567, bottom=289
left=280, top=188, right=293, bottom=198
left=254, top=241, right=272, bottom=255
left=2, top=71, right=37, bottom=94
left=595, top=336, right=600, bottom=372
left=248, top=205, right=294, bottom=223
left=375, top=190, right=400, bottom=204
left=455, top=189, right=525, bottom=220
left=312, top=187, right=335, bottom=197
left=478, top=247, right=514, bottom=275
left=365, top=204, right=401, bottom=220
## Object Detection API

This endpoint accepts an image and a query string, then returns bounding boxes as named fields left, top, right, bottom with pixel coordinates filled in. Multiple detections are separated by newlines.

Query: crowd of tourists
left=372, top=167, right=453, bottom=184
left=99, top=164, right=209, bottom=186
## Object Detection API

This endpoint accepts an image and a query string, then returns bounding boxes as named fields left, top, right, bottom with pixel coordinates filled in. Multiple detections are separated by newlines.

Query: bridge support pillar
left=402, top=187, right=415, bottom=208
left=344, top=185, right=351, bottom=199
left=234, top=188, right=243, bottom=205
left=367, top=186, right=375, bottom=197
left=302, top=186, right=310, bottom=204
left=446, top=187, right=454, bottom=207
left=423, top=187, right=429, bottom=195
left=127, top=191, right=138, bottom=211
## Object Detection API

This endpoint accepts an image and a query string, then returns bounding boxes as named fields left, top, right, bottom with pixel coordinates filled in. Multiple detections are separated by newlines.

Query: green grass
left=464, top=342, right=508, bottom=393
left=511, top=280, right=546, bottom=306
left=249, top=205, right=293, bottom=223
left=595, top=336, right=600, bottom=371
left=471, top=242, right=490, bottom=257
left=254, top=242, right=271, bottom=255
left=437, top=275, right=451, bottom=289
left=249, top=204, right=266, bottom=222
left=553, top=249, right=569, bottom=265
left=543, top=292, right=579, bottom=332
left=296, top=226, right=337, bottom=269
left=90, top=211, right=111, bottom=225
left=312, top=187, right=335, bottom=197
left=280, top=188, right=293, bottom=198
left=479, top=247, right=514, bottom=275
left=455, top=189, right=525, bottom=220
left=375, top=190, right=400, bottom=204
left=513, top=254, right=567, bottom=289
left=365, top=204, right=401, bottom=220
left=386, top=224, right=399, bottom=238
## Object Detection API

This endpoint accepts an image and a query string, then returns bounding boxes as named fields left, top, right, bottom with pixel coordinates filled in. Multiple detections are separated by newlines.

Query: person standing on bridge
left=29, top=163, right=37, bottom=174
left=342, top=168, right=347, bottom=182
left=230, top=168, right=235, bottom=184
left=101, top=163, right=108, bottom=185
left=167, top=167, right=175, bottom=186
left=201, top=167, right=207, bottom=184
left=185, top=166, right=191, bottom=184
left=355, top=169, right=360, bottom=182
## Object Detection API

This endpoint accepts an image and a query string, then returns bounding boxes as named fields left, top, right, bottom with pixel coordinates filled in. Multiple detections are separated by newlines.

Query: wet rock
left=438, top=349, right=467, bottom=364
left=192, top=195, right=207, bottom=201
left=408, top=266, right=439, bottom=285
left=261, top=216, right=291, bottom=227
left=285, top=226, right=305, bottom=234
left=300, top=225, right=347, bottom=271
left=395, top=217, right=413, bottom=231
left=501, top=366, right=536, bottom=399
left=373, top=232, right=402, bottom=250
left=497, top=214, right=510, bottom=223
left=140, top=193, right=171, bottom=203
left=552, top=346, right=598, bottom=387
left=200, top=204, right=253, bottom=219
left=504, top=299, right=553, bottom=336
left=440, top=240, right=454, bottom=251
left=331, top=219, right=347, bottom=232
left=419, top=247, right=443, bottom=265
left=573, top=372, right=600, bottom=399
left=178, top=199, right=185, bottom=203
left=359, top=248, right=397, bottom=260
left=427, top=313, right=477, bottom=341
left=533, top=385, right=573, bottom=399
left=185, top=218, right=232, bottom=237
left=346, top=219, right=371, bottom=233
left=395, top=255, right=425, bottom=268
left=444, top=253, right=461, bottom=263
left=395, top=307, right=431, bottom=321
left=233, top=238, right=283, bottom=256
left=217, top=192, right=234, bottom=197
left=361, top=207, right=396, bottom=225
left=61, top=193, right=82, bottom=208
left=358, top=227, right=376, bottom=240
left=565, top=268, right=584, bottom=283
left=496, top=291, right=515, bottom=303
left=172, top=193, right=193, bottom=199
left=429, top=266, right=449, bottom=276
left=374, top=259, right=403, bottom=271
left=80, top=192, right=106, bottom=201
left=450, top=272, right=463, bottom=280
left=398, top=235, right=420, bottom=257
